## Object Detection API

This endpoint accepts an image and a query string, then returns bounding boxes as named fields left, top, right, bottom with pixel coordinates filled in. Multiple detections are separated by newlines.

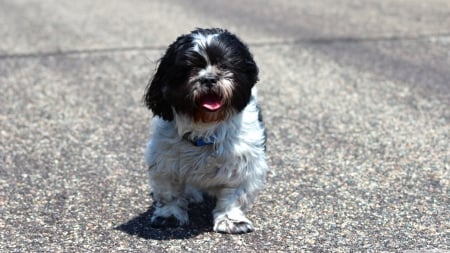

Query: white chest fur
left=145, top=91, right=267, bottom=191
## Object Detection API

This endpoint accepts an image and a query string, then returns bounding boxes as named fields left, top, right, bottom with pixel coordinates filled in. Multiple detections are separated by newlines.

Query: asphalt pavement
left=1, top=0, right=449, bottom=252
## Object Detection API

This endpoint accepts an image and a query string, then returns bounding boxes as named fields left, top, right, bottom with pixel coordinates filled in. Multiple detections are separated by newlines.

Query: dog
left=144, top=28, right=268, bottom=233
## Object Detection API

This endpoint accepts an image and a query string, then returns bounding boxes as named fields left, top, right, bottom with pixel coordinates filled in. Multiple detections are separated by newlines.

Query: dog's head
left=144, top=28, right=259, bottom=123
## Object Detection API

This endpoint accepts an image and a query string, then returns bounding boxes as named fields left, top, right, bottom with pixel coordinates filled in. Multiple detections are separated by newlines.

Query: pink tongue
left=201, top=96, right=222, bottom=111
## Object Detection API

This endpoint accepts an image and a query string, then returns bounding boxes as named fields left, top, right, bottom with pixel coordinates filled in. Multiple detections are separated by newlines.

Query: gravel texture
left=1, top=0, right=449, bottom=252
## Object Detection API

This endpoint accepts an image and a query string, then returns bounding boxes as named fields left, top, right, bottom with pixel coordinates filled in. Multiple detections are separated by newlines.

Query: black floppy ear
left=144, top=57, right=174, bottom=121
left=144, top=44, right=179, bottom=121
left=144, top=34, right=194, bottom=121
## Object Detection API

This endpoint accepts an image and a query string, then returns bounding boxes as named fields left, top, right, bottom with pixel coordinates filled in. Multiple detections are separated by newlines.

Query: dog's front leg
left=149, top=175, right=189, bottom=228
left=212, top=187, right=255, bottom=234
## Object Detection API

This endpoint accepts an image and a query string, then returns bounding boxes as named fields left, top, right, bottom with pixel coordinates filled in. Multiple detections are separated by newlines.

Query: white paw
left=150, top=202, right=188, bottom=228
left=213, top=211, right=254, bottom=234
left=151, top=215, right=186, bottom=228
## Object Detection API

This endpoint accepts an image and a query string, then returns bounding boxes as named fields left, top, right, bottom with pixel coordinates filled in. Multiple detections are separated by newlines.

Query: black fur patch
left=144, top=28, right=259, bottom=121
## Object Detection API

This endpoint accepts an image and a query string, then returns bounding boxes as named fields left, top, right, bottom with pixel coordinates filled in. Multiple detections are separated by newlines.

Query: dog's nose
left=200, top=76, right=217, bottom=87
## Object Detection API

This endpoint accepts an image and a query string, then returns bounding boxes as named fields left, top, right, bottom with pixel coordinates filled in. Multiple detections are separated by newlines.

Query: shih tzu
left=144, top=28, right=268, bottom=233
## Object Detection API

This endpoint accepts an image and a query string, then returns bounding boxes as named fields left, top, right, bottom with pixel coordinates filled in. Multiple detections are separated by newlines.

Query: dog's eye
left=219, top=63, right=227, bottom=69
left=181, top=51, right=207, bottom=68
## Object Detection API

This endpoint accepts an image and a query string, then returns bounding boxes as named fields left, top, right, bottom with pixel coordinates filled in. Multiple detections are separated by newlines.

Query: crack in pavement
left=1, top=33, right=449, bottom=60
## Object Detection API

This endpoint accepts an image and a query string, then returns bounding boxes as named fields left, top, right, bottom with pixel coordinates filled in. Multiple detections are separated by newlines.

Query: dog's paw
left=150, top=215, right=186, bottom=228
left=213, top=215, right=254, bottom=234
left=150, top=202, right=188, bottom=228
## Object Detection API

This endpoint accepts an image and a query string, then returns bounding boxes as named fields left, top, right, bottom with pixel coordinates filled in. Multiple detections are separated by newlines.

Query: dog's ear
left=144, top=57, right=174, bottom=121
left=144, top=34, right=194, bottom=121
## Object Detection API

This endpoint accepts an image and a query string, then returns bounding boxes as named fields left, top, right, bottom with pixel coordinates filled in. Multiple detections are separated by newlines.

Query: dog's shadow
left=115, top=195, right=216, bottom=240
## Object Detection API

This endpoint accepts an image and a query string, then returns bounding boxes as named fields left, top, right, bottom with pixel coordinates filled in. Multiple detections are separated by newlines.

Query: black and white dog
left=144, top=28, right=267, bottom=233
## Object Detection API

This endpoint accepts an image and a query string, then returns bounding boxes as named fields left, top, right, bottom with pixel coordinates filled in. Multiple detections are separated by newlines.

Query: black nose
left=199, top=76, right=217, bottom=86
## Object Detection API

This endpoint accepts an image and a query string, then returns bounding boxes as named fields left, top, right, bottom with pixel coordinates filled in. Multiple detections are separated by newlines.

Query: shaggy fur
left=144, top=28, right=267, bottom=233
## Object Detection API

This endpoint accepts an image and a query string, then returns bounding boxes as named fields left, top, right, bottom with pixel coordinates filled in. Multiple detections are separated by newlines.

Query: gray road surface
left=1, top=0, right=449, bottom=252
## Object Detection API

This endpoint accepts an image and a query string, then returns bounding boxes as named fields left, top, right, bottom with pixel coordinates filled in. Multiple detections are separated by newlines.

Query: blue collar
left=182, top=133, right=216, bottom=147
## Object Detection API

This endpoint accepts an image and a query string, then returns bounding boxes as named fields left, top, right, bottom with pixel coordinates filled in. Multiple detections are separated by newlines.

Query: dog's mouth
left=197, top=93, right=223, bottom=112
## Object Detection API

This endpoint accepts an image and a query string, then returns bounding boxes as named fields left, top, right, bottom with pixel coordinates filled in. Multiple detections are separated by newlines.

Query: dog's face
left=145, top=28, right=259, bottom=123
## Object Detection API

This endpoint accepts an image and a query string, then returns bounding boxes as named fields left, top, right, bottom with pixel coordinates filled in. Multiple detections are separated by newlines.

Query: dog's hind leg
left=184, top=185, right=204, bottom=204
